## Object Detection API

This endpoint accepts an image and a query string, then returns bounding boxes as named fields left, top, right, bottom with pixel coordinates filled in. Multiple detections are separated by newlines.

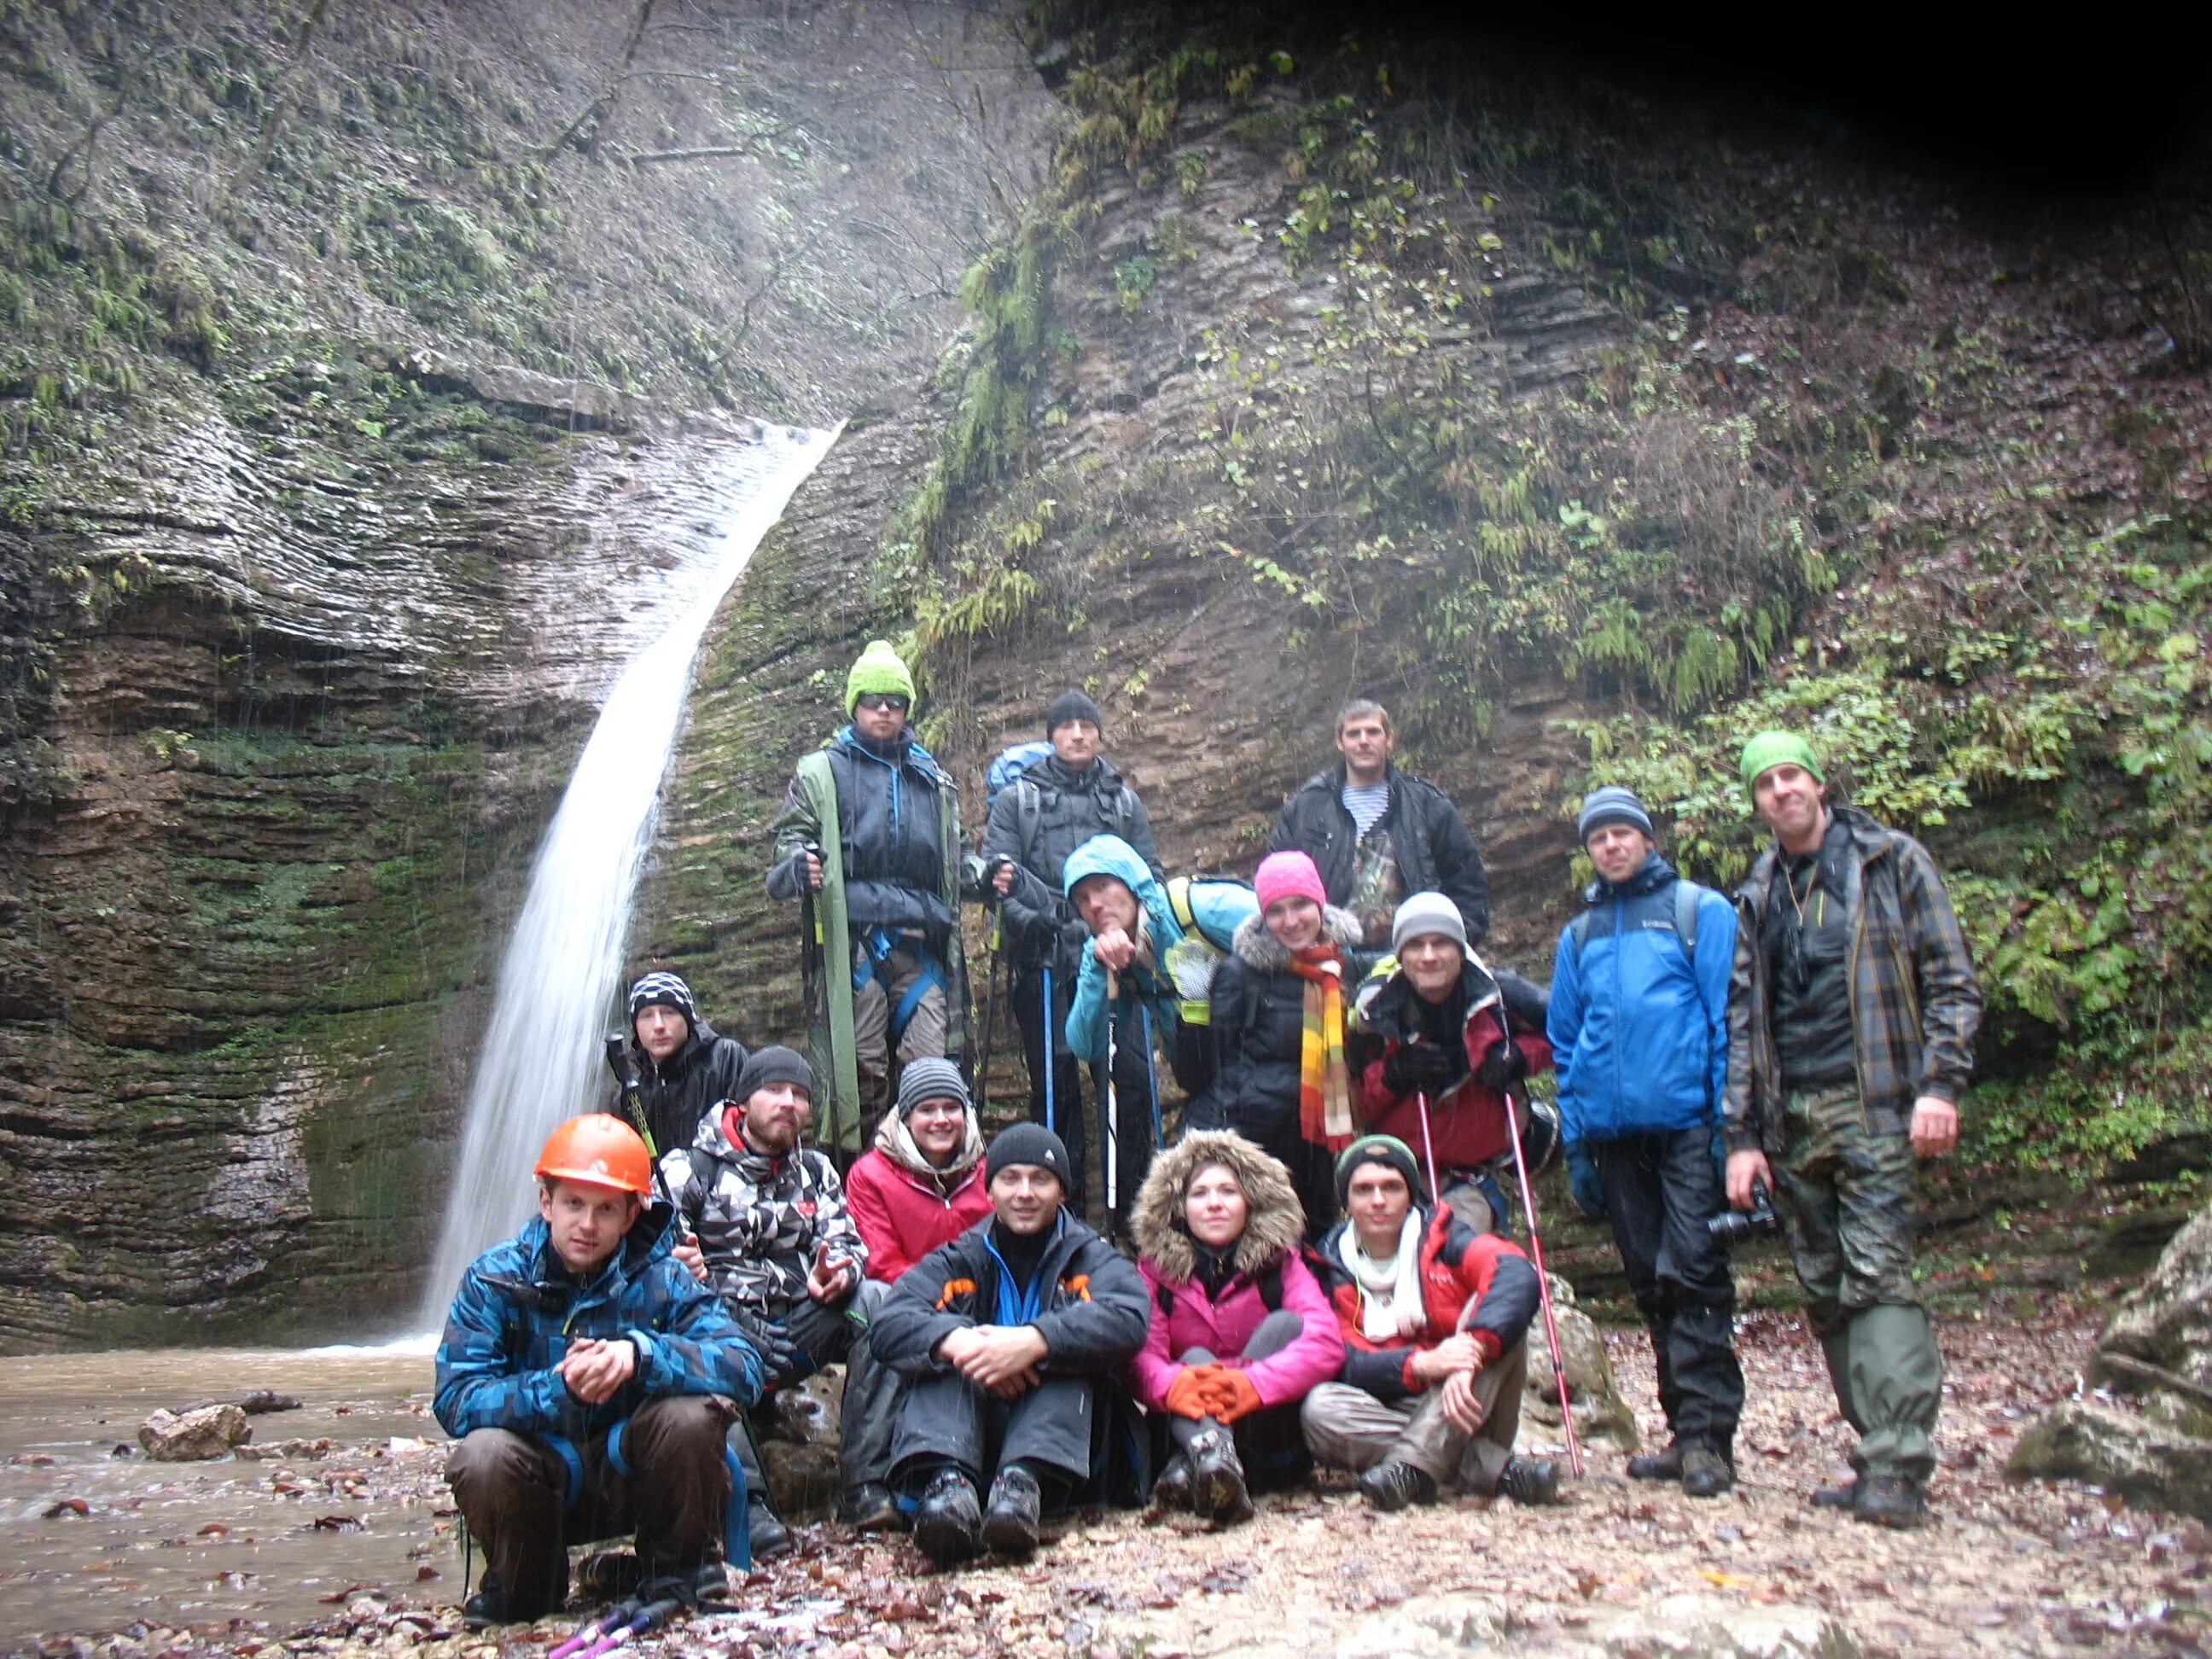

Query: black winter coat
left=1267, top=762, right=1490, bottom=946
left=767, top=728, right=956, bottom=944
left=614, top=1018, right=748, bottom=1159
left=981, top=754, right=1161, bottom=973
left=1189, top=906, right=1379, bottom=1151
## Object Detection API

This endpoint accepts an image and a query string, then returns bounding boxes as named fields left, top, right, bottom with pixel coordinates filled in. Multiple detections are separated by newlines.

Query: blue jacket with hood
left=1548, top=853, right=1735, bottom=1145
left=1059, top=835, right=1257, bottom=1063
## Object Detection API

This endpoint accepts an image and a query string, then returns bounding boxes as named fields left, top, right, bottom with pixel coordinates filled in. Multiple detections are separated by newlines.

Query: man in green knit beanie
left=1722, top=730, right=1981, bottom=1529
left=768, top=641, right=966, bottom=1153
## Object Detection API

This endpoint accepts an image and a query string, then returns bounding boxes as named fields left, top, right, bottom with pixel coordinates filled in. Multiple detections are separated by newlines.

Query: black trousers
left=1593, top=1127, right=1745, bottom=1454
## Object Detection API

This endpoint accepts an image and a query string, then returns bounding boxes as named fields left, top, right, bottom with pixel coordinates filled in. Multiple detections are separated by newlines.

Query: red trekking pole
left=1499, top=1086, right=1583, bottom=1476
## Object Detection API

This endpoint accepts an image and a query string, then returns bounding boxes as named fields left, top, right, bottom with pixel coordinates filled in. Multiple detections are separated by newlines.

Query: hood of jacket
left=1229, top=903, right=1365, bottom=972
left=1129, top=1129, right=1308, bottom=1284
left=872, top=1102, right=986, bottom=1183
left=513, top=1198, right=679, bottom=1296
left=830, top=723, right=952, bottom=788
left=1581, top=851, right=1679, bottom=908
left=1061, top=833, right=1176, bottom=942
left=1353, top=951, right=1503, bottom=1034
left=1033, top=751, right=1129, bottom=796
left=632, top=1014, right=724, bottom=1077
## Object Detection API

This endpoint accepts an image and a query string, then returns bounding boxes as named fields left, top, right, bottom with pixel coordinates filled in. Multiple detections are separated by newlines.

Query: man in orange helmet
left=434, top=1115, right=765, bottom=1628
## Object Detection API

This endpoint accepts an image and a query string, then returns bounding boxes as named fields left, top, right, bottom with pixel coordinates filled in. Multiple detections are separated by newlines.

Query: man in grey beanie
left=1548, top=787, right=1743, bottom=1498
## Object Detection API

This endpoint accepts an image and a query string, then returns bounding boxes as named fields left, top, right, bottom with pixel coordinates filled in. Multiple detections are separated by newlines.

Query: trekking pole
left=577, top=1597, right=685, bottom=1659
left=1499, top=1086, right=1583, bottom=1476
left=602, top=1036, right=678, bottom=1212
left=975, top=910, right=1003, bottom=1117
left=1138, top=1000, right=1163, bottom=1150
left=1412, top=1090, right=1442, bottom=1213
left=550, top=1604, right=633, bottom=1659
left=1103, top=968, right=1121, bottom=1220
left=1039, top=964, right=1057, bottom=1137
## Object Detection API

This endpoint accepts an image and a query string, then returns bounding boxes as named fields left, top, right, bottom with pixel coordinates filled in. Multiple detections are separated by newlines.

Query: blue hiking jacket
left=1060, top=835, right=1256, bottom=1062
left=434, top=1203, right=764, bottom=1452
left=1548, top=853, right=1735, bottom=1145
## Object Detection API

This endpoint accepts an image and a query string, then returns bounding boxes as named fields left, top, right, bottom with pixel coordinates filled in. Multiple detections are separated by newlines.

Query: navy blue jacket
left=1548, top=854, right=1735, bottom=1145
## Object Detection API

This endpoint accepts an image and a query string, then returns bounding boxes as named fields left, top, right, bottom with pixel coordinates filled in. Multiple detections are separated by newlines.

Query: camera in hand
left=1708, top=1179, right=1782, bottom=1245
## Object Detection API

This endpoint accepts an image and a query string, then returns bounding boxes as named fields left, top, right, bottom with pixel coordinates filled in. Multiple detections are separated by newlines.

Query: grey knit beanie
left=1390, top=891, right=1468, bottom=956
left=895, top=1057, right=970, bottom=1118
left=1577, top=784, right=1654, bottom=843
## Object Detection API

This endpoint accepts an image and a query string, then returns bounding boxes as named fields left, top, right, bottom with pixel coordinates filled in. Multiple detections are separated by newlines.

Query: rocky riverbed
left=8, top=1301, right=2204, bottom=1659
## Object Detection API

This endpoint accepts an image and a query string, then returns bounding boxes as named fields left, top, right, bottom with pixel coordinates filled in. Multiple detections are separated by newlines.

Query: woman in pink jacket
left=844, top=1057, right=992, bottom=1284
left=1127, top=1129, right=1346, bottom=1525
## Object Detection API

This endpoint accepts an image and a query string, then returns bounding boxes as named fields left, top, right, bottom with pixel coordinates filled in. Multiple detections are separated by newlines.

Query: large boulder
left=138, top=1404, right=250, bottom=1461
left=1519, top=1274, right=1641, bottom=1453
left=2011, top=1198, right=2212, bottom=1516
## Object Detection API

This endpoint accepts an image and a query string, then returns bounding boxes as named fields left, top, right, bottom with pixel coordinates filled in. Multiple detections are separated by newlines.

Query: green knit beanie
left=1738, top=730, right=1824, bottom=798
left=845, top=639, right=917, bottom=715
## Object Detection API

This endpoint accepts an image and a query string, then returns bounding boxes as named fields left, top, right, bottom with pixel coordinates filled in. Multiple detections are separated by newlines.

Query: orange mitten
left=1209, top=1368, right=1266, bottom=1423
left=1164, top=1365, right=1221, bottom=1419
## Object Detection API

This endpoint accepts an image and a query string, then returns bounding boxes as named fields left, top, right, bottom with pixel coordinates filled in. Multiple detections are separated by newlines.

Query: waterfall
left=422, top=420, right=838, bottom=1313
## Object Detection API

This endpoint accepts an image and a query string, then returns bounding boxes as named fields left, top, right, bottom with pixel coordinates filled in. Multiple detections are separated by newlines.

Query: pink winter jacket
left=1128, top=1247, right=1344, bottom=1412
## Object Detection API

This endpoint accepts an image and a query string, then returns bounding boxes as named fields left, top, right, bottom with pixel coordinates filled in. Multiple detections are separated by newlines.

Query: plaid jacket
left=1724, top=805, right=1982, bottom=1152
left=434, top=1205, right=763, bottom=1446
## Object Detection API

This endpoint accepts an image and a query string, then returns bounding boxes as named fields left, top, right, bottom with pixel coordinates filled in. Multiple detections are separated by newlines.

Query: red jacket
left=843, top=1149, right=992, bottom=1283
left=1310, top=1205, right=1540, bottom=1401
left=1353, top=965, right=1551, bottom=1170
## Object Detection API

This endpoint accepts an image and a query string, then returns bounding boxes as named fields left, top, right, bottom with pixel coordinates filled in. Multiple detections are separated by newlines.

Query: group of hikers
left=433, top=642, right=1982, bottom=1627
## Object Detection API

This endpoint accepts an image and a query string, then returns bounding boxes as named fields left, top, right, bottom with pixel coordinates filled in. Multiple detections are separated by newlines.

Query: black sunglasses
left=855, top=693, right=910, bottom=713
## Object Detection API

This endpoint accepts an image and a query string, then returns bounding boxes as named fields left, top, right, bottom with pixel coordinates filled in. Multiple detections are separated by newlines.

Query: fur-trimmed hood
left=1229, top=904, right=1365, bottom=972
left=1129, top=1129, right=1307, bottom=1284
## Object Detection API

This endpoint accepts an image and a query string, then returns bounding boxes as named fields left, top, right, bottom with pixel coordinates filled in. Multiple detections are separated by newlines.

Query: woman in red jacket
left=844, top=1057, right=992, bottom=1284
left=1126, top=1130, right=1345, bottom=1526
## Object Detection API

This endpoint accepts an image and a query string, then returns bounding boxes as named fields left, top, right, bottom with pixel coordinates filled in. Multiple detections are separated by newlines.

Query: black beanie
left=1045, top=690, right=1103, bottom=738
left=736, top=1045, right=814, bottom=1101
left=626, top=970, right=698, bottom=1028
left=1334, top=1133, right=1425, bottom=1206
left=986, top=1122, right=1070, bottom=1186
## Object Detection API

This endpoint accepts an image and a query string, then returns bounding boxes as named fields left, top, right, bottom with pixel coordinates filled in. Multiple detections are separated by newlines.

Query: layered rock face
left=0, top=0, right=1056, bottom=1346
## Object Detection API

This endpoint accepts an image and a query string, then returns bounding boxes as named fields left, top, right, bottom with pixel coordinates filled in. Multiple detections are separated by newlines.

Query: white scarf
left=874, top=1106, right=984, bottom=1191
left=1336, top=1211, right=1428, bottom=1342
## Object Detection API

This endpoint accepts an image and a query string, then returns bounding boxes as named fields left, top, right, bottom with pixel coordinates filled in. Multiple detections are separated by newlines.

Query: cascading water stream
left=422, top=420, right=838, bottom=1313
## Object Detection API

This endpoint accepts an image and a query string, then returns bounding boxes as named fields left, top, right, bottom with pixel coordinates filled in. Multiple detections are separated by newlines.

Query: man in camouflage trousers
left=1722, top=731, right=1981, bottom=1529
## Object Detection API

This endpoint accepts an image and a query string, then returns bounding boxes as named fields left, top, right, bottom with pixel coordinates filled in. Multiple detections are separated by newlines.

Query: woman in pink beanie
left=1185, top=850, right=1381, bottom=1237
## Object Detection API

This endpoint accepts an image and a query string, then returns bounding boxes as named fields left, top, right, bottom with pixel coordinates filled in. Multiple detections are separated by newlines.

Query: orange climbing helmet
left=533, top=1114, right=653, bottom=1196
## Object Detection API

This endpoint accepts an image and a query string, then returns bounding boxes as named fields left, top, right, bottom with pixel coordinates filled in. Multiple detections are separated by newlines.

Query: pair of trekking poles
left=973, top=913, right=1159, bottom=1217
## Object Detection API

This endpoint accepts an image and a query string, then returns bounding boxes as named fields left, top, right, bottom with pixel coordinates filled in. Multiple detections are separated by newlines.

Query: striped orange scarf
left=1289, top=946, right=1355, bottom=1150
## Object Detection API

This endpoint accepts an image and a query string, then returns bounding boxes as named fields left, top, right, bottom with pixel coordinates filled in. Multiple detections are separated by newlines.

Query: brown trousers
left=446, top=1394, right=735, bottom=1615
left=1300, top=1337, right=1528, bottom=1494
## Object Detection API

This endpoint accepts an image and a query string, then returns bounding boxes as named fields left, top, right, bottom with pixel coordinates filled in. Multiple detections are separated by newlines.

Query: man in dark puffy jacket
left=768, top=640, right=965, bottom=1152
left=661, top=1046, right=894, bottom=1547
left=612, top=970, right=748, bottom=1158
left=1301, top=1135, right=1560, bottom=1509
left=871, top=1124, right=1150, bottom=1568
left=1549, top=786, right=1743, bottom=1499
left=1267, top=698, right=1489, bottom=949
left=983, top=690, right=1162, bottom=1202
left=435, top=1115, right=762, bottom=1627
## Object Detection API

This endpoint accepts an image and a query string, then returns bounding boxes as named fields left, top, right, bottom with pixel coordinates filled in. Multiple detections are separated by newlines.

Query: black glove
left=728, top=1309, right=800, bottom=1382
left=1382, top=1040, right=1456, bottom=1097
left=1475, top=1037, right=1529, bottom=1094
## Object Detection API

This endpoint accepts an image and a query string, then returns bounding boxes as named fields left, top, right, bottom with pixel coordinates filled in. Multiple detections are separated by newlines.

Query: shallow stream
left=0, top=1344, right=450, bottom=1641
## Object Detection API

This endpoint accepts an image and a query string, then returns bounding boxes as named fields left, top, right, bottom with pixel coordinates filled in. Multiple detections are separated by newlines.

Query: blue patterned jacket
left=434, top=1203, right=764, bottom=1452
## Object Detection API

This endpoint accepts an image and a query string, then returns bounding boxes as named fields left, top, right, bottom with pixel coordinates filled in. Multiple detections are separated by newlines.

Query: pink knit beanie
left=1254, top=850, right=1327, bottom=917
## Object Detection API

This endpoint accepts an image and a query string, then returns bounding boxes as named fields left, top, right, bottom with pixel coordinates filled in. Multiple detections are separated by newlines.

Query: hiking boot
left=1811, top=1479, right=1859, bottom=1510
left=1497, top=1457, right=1563, bottom=1506
left=1186, top=1429, right=1254, bottom=1527
left=1358, top=1459, right=1438, bottom=1512
left=1852, top=1472, right=1927, bottom=1529
left=1150, top=1452, right=1194, bottom=1511
left=1679, top=1446, right=1735, bottom=1499
left=1626, top=1443, right=1684, bottom=1481
left=912, top=1467, right=982, bottom=1569
left=839, top=1481, right=905, bottom=1533
left=461, top=1576, right=545, bottom=1630
left=642, top=1559, right=732, bottom=1609
left=748, top=1495, right=792, bottom=1559
left=575, top=1548, right=643, bottom=1599
left=981, top=1464, right=1044, bottom=1557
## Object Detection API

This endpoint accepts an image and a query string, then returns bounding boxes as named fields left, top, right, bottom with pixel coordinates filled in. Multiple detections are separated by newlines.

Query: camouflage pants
left=1774, top=1081, right=1941, bottom=1481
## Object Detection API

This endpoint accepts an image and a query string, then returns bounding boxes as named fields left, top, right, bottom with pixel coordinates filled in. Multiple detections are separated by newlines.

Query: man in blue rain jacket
left=434, top=1115, right=764, bottom=1627
left=1548, top=786, right=1744, bottom=1499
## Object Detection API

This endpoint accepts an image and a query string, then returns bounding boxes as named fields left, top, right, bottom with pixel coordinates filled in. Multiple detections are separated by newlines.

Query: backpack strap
left=1167, top=876, right=1195, bottom=931
left=1014, top=777, right=1044, bottom=860
left=1258, top=1261, right=1284, bottom=1313
left=1570, top=877, right=1706, bottom=965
